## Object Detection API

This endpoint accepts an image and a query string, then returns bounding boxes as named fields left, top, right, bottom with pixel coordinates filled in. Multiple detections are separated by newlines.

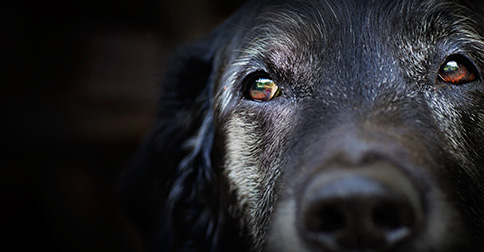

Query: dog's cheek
left=422, top=88, right=484, bottom=240
left=222, top=105, right=297, bottom=249
left=423, top=90, right=483, bottom=178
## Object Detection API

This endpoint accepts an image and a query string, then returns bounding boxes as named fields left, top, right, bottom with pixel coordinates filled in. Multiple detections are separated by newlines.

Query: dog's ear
left=119, top=34, right=224, bottom=250
left=119, top=3, right=259, bottom=250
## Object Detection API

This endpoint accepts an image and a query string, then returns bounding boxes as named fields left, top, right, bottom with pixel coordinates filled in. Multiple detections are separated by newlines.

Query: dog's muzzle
left=268, top=123, right=432, bottom=252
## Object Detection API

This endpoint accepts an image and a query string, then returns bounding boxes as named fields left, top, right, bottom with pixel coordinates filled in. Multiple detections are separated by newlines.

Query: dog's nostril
left=371, top=200, right=416, bottom=244
left=372, top=201, right=403, bottom=230
left=306, top=204, right=345, bottom=233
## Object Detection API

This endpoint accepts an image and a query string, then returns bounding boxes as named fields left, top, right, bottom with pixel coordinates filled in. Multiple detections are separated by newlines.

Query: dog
left=120, top=0, right=484, bottom=251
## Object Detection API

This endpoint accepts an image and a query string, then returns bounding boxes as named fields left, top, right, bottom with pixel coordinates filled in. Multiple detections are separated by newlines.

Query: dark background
left=3, top=0, right=246, bottom=251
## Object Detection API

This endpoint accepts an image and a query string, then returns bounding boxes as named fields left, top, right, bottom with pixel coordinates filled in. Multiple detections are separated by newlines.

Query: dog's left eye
left=438, top=56, right=478, bottom=84
left=248, top=78, right=281, bottom=102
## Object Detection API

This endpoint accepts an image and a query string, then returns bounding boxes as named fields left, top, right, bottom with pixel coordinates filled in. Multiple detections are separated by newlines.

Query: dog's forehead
left=216, top=0, right=482, bottom=113
left=232, top=0, right=480, bottom=79
left=219, top=1, right=482, bottom=109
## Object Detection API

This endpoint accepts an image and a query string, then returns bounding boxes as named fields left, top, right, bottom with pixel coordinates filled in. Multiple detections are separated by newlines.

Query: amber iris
left=438, top=59, right=476, bottom=84
left=249, top=78, right=281, bottom=101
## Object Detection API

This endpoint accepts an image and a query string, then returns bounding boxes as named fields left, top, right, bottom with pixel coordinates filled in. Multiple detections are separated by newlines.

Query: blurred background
left=3, top=0, right=246, bottom=251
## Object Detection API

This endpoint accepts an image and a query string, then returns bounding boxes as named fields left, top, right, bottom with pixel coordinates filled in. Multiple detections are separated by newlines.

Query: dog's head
left=121, top=0, right=484, bottom=251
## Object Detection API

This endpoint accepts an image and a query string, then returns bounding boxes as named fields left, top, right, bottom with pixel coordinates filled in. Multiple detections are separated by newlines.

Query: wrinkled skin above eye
left=249, top=78, right=281, bottom=101
left=438, top=58, right=477, bottom=85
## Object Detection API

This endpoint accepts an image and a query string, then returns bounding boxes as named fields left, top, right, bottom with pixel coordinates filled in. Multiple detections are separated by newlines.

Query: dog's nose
left=299, top=168, right=423, bottom=251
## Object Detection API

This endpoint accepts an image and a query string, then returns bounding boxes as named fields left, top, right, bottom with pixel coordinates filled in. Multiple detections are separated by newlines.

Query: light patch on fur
left=222, top=105, right=295, bottom=251
left=224, top=115, right=265, bottom=234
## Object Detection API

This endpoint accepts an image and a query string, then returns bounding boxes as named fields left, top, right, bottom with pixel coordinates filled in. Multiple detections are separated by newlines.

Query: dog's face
left=210, top=0, right=483, bottom=251
left=121, top=0, right=483, bottom=251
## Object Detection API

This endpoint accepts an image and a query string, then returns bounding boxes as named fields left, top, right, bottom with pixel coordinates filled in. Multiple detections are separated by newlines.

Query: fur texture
left=120, top=0, right=484, bottom=251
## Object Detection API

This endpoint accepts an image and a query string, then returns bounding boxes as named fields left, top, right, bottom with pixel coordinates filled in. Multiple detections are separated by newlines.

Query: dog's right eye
left=438, top=55, right=478, bottom=85
left=248, top=78, right=281, bottom=102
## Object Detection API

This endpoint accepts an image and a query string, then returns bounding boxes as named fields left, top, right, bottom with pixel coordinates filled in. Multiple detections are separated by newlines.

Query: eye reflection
left=249, top=78, right=281, bottom=102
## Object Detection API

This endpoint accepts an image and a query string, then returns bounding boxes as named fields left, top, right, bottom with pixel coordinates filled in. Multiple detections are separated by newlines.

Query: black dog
left=120, top=0, right=484, bottom=251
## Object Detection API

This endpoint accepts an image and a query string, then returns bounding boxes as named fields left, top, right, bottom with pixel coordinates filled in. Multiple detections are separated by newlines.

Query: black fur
left=120, top=0, right=484, bottom=251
